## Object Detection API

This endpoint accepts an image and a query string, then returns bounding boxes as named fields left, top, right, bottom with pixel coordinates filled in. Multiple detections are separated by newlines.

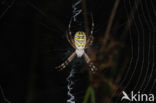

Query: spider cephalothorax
left=56, top=15, right=97, bottom=73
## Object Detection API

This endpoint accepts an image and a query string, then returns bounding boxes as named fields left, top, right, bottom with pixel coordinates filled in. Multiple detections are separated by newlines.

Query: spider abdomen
left=74, top=31, right=86, bottom=50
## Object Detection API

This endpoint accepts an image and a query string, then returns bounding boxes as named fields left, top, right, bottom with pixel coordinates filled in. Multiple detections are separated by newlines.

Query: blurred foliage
left=81, top=0, right=127, bottom=102
left=83, top=35, right=125, bottom=103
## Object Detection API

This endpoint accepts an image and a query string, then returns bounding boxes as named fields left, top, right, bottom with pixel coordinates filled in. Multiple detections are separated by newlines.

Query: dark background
left=0, top=0, right=155, bottom=103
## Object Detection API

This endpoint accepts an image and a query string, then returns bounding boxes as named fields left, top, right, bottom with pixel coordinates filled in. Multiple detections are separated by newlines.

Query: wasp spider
left=56, top=16, right=97, bottom=73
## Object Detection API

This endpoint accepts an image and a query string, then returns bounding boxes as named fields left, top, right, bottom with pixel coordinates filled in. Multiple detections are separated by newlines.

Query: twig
left=103, top=0, right=120, bottom=43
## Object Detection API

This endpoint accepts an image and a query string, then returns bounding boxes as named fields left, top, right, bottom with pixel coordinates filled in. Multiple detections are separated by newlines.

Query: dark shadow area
left=0, top=0, right=155, bottom=103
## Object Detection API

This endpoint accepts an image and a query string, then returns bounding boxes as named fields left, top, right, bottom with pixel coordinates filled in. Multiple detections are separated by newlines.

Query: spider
left=56, top=15, right=97, bottom=73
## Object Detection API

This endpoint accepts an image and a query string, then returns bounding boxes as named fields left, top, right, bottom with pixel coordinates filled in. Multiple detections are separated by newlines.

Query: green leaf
left=83, top=86, right=96, bottom=103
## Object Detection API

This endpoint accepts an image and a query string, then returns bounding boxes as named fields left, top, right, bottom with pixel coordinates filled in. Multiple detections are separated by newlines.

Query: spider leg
left=85, top=13, right=94, bottom=48
left=55, top=52, right=76, bottom=70
left=90, top=13, right=94, bottom=36
left=66, top=31, right=76, bottom=49
left=83, top=52, right=97, bottom=73
left=85, top=35, right=94, bottom=48
left=66, top=19, right=76, bottom=49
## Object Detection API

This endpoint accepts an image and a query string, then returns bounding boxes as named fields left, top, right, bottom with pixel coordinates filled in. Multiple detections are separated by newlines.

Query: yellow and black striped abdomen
left=74, top=31, right=86, bottom=50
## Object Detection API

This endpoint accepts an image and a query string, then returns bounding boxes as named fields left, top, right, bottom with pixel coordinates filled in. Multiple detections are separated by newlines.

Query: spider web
left=0, top=0, right=16, bottom=102
left=0, top=0, right=16, bottom=19
left=66, top=1, right=84, bottom=103
left=112, top=0, right=156, bottom=102
left=0, top=85, right=11, bottom=103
